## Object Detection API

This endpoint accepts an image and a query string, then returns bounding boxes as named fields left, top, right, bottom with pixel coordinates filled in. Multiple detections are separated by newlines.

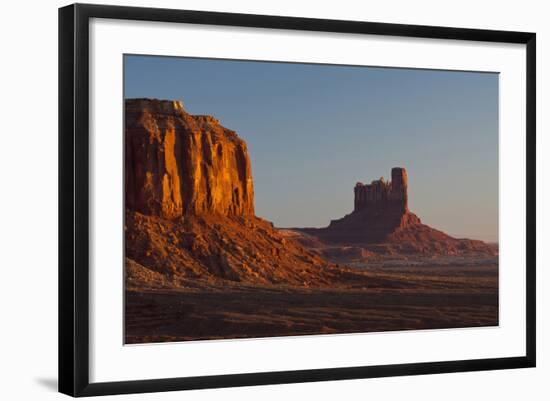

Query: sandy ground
left=125, top=264, right=498, bottom=344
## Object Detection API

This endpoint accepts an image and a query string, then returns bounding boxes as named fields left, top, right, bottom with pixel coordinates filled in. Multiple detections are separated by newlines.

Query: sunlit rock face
left=125, top=98, right=254, bottom=219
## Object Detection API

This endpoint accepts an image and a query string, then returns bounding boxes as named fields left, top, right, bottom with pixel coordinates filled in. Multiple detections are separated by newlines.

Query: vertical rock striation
left=354, top=167, right=408, bottom=214
left=125, top=98, right=254, bottom=219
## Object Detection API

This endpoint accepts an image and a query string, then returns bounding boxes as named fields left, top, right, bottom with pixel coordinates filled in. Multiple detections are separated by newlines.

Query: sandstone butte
left=298, top=168, right=497, bottom=256
left=124, top=98, right=359, bottom=288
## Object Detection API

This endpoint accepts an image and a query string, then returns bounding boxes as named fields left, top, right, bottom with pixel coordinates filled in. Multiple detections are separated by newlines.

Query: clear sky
left=124, top=55, right=499, bottom=242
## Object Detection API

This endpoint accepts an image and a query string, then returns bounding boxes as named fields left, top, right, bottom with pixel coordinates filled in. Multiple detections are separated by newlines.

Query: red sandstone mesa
left=124, top=98, right=354, bottom=287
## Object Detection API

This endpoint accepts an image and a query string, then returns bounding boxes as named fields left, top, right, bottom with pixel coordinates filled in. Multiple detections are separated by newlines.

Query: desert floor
left=125, top=264, right=498, bottom=344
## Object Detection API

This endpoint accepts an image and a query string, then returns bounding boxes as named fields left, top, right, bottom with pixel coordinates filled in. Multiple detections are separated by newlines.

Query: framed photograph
left=58, top=3, right=536, bottom=397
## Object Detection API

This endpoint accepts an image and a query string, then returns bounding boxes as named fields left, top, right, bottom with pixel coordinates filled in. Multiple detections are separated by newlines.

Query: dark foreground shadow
left=35, top=377, right=57, bottom=392
left=125, top=263, right=499, bottom=343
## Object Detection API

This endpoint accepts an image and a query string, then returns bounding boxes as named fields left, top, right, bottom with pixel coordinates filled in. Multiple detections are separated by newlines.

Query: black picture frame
left=59, top=3, right=536, bottom=397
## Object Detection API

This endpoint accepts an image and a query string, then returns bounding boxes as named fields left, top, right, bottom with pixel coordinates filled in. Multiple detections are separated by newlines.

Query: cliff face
left=125, top=98, right=254, bottom=219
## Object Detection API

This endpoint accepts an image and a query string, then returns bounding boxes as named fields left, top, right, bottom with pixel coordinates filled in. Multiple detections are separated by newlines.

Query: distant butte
left=296, top=168, right=496, bottom=256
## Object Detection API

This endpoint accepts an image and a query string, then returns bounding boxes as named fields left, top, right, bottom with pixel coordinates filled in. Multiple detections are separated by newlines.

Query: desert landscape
left=124, top=98, right=498, bottom=344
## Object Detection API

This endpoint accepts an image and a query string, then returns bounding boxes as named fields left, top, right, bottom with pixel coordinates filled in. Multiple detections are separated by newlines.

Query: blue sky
left=125, top=55, right=499, bottom=242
